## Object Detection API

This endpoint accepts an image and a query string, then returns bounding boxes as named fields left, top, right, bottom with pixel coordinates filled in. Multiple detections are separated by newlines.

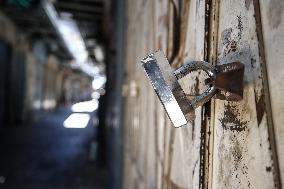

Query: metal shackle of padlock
left=141, top=50, right=244, bottom=127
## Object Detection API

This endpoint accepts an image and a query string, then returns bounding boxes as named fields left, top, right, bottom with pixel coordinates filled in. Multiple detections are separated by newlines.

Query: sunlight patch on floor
left=63, top=113, right=91, bottom=128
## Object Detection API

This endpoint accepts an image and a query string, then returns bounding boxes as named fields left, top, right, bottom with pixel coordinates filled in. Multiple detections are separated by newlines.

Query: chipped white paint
left=170, top=0, right=207, bottom=188
left=259, top=0, right=284, bottom=186
left=122, top=0, right=282, bottom=188
left=211, top=0, right=277, bottom=188
left=123, top=0, right=205, bottom=188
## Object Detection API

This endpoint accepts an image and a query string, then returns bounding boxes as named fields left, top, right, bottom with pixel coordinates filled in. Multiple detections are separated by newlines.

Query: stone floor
left=0, top=107, right=107, bottom=189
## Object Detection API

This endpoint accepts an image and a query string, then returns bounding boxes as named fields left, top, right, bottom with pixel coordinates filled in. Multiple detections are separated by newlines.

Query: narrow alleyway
left=0, top=105, right=107, bottom=189
left=0, top=0, right=123, bottom=188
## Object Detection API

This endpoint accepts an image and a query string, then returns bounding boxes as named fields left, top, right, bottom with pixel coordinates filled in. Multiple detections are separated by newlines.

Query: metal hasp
left=141, top=50, right=244, bottom=127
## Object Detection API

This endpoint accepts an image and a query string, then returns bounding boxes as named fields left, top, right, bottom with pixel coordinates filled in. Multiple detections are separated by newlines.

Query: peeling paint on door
left=122, top=0, right=283, bottom=188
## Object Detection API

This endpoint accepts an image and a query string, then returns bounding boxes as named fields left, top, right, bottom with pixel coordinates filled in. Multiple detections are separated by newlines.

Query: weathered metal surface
left=141, top=51, right=192, bottom=127
left=123, top=0, right=206, bottom=188
left=211, top=0, right=279, bottom=188
left=167, top=0, right=207, bottom=188
left=176, top=60, right=245, bottom=103
left=213, top=62, right=244, bottom=101
left=174, top=60, right=216, bottom=110
left=258, top=0, right=284, bottom=187
left=123, top=0, right=282, bottom=188
left=141, top=50, right=245, bottom=127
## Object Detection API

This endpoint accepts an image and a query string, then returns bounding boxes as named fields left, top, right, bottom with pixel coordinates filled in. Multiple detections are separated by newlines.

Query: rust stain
left=199, top=106, right=207, bottom=189
left=232, top=140, right=243, bottom=167
left=250, top=57, right=256, bottom=69
left=256, top=89, right=265, bottom=126
left=266, top=166, right=272, bottom=172
left=227, top=40, right=237, bottom=54
left=267, top=0, right=283, bottom=29
left=192, top=119, right=195, bottom=140
left=220, top=15, right=243, bottom=57
left=237, top=15, right=243, bottom=40
left=218, top=133, right=252, bottom=188
left=219, top=103, right=248, bottom=132
left=221, top=28, right=232, bottom=46
left=194, top=76, right=200, bottom=95
left=220, top=28, right=238, bottom=56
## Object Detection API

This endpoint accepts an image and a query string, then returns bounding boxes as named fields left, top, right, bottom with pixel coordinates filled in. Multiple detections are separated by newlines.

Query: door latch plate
left=141, top=50, right=244, bottom=127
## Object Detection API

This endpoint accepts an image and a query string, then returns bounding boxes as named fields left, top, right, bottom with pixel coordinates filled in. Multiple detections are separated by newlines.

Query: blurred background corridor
left=0, top=0, right=124, bottom=188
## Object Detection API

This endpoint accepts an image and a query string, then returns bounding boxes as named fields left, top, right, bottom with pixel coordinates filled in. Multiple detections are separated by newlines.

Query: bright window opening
left=71, top=100, right=98, bottom=113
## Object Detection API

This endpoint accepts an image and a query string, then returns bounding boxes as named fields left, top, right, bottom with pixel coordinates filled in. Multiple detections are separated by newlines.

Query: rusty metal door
left=122, top=0, right=283, bottom=188
left=207, top=0, right=282, bottom=188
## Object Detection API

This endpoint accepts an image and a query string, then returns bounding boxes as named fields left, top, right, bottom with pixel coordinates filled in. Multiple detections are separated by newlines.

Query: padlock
left=141, top=50, right=244, bottom=127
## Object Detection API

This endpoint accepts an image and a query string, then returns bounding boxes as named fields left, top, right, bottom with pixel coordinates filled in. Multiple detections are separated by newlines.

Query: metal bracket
left=141, top=50, right=244, bottom=127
